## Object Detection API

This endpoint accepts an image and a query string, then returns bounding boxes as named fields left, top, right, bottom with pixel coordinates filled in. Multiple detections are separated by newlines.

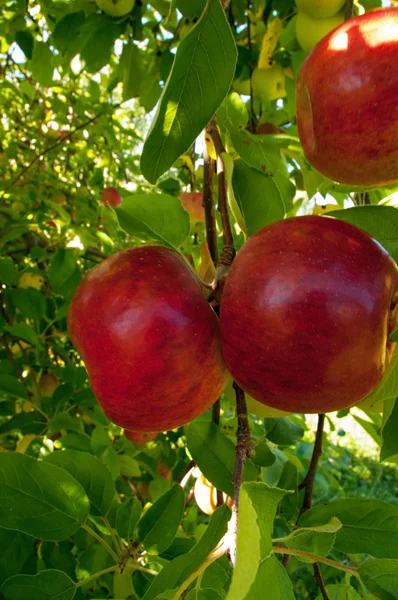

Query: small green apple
left=296, top=10, right=344, bottom=53
left=96, top=0, right=135, bottom=17
left=296, top=0, right=345, bottom=19
left=251, top=64, right=286, bottom=101
left=232, top=67, right=251, bottom=96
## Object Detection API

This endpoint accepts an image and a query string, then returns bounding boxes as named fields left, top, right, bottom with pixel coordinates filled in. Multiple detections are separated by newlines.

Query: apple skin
left=38, top=374, right=58, bottom=398
left=96, top=0, right=135, bottom=17
left=296, top=0, right=345, bottom=19
left=125, top=430, right=159, bottom=446
left=194, top=474, right=233, bottom=516
left=296, top=11, right=344, bottom=53
left=220, top=216, right=398, bottom=414
left=296, top=8, right=398, bottom=186
left=68, top=246, right=228, bottom=431
left=101, top=187, right=122, bottom=208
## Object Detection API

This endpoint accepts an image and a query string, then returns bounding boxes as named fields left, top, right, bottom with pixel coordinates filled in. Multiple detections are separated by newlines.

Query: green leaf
left=116, top=497, right=142, bottom=540
left=226, top=482, right=294, bottom=600
left=49, top=249, right=78, bottom=292
left=299, top=499, right=398, bottom=559
left=119, top=454, right=141, bottom=477
left=2, top=569, right=75, bottom=600
left=282, top=517, right=342, bottom=559
left=8, top=288, right=46, bottom=321
left=3, top=323, right=38, bottom=345
left=0, top=453, right=90, bottom=541
left=331, top=206, right=398, bottom=262
left=0, top=257, right=19, bottom=285
left=186, top=420, right=258, bottom=498
left=359, top=559, right=398, bottom=600
left=0, top=374, right=27, bottom=400
left=80, top=15, right=124, bottom=74
left=217, top=92, right=249, bottom=130
left=137, top=484, right=185, bottom=554
left=0, top=529, right=34, bottom=584
left=141, top=0, right=237, bottom=183
left=143, top=504, right=230, bottom=600
left=28, top=42, right=53, bottom=86
left=265, top=417, right=304, bottom=446
left=121, top=39, right=142, bottom=101
left=115, top=193, right=190, bottom=248
left=232, top=159, right=285, bottom=236
left=315, top=584, right=362, bottom=600
left=44, top=450, right=115, bottom=517
left=15, top=30, right=34, bottom=60
left=364, top=347, right=398, bottom=407
left=53, top=11, right=86, bottom=57
left=381, top=400, right=398, bottom=462
left=229, top=127, right=289, bottom=176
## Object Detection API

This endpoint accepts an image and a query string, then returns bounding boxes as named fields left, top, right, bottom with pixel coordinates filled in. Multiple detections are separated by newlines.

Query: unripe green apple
left=220, top=216, right=398, bottom=414
left=68, top=246, right=228, bottom=431
left=252, top=64, right=286, bottom=101
left=96, top=0, right=135, bottom=17
left=296, top=11, right=344, bottom=53
left=296, top=0, right=345, bottom=19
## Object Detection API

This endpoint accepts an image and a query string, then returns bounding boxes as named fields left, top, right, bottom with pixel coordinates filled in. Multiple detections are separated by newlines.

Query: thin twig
left=229, top=383, right=253, bottom=566
left=82, top=523, right=119, bottom=563
left=202, top=134, right=218, bottom=265
left=273, top=546, right=359, bottom=578
left=345, top=0, right=354, bottom=20
left=246, top=2, right=256, bottom=132
left=314, top=563, right=330, bottom=600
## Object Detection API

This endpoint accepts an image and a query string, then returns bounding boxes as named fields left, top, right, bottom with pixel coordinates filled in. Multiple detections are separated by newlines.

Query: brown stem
left=299, top=414, right=325, bottom=514
left=202, top=137, right=218, bottom=265
left=177, top=459, right=195, bottom=484
left=345, top=0, right=354, bottom=20
left=229, top=382, right=253, bottom=566
left=273, top=546, right=359, bottom=578
left=314, top=563, right=330, bottom=600
left=211, top=398, right=224, bottom=507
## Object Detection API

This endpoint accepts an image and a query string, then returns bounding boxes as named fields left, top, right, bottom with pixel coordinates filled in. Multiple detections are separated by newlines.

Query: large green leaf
left=116, top=497, right=142, bottom=540
left=44, top=450, right=115, bottom=517
left=315, top=584, right=362, bottom=600
left=232, top=159, right=285, bottom=236
left=143, top=505, right=231, bottom=600
left=0, top=453, right=90, bottom=541
left=0, top=375, right=27, bottom=400
left=115, top=194, right=190, bottom=248
left=299, top=499, right=398, bottom=558
left=141, top=0, right=237, bottom=183
left=137, top=484, right=185, bottom=554
left=0, top=529, right=34, bottom=584
left=186, top=420, right=258, bottom=497
left=381, top=400, right=398, bottom=462
left=226, top=482, right=294, bottom=600
left=359, top=559, right=398, bottom=600
left=2, top=569, right=75, bottom=600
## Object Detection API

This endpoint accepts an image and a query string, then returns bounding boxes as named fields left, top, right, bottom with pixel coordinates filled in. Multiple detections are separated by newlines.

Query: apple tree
left=1, top=1, right=398, bottom=599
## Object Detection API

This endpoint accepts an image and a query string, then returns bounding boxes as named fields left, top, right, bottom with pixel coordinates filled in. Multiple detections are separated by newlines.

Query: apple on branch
left=296, top=8, right=398, bottom=186
left=220, top=216, right=398, bottom=414
left=68, top=246, right=228, bottom=432
left=96, top=0, right=135, bottom=17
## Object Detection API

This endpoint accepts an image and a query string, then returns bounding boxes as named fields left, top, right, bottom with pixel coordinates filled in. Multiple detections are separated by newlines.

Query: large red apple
left=220, top=216, right=398, bottom=414
left=68, top=246, right=228, bottom=431
left=296, top=8, right=398, bottom=186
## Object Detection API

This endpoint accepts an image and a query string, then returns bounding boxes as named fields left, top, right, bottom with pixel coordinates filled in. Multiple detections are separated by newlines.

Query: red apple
left=179, top=192, right=205, bottom=223
left=220, top=216, right=398, bottom=414
left=68, top=246, right=228, bottom=431
left=101, top=187, right=122, bottom=208
left=125, top=430, right=159, bottom=446
left=296, top=8, right=398, bottom=186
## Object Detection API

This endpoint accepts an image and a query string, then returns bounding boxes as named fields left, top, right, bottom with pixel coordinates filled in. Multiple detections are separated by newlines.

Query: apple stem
left=229, top=382, right=253, bottom=566
left=345, top=0, right=354, bottom=20
left=202, top=133, right=219, bottom=265
left=211, top=398, right=225, bottom=507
